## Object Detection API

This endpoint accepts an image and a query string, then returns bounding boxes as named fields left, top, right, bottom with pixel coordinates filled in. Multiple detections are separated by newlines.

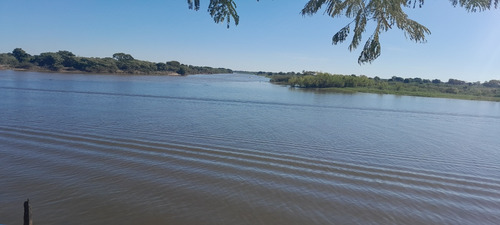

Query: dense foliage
left=267, top=72, right=500, bottom=101
left=256, top=71, right=316, bottom=83
left=0, top=48, right=232, bottom=75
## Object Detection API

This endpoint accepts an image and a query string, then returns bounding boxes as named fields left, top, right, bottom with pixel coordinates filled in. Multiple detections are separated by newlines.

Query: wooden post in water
left=23, top=199, right=32, bottom=225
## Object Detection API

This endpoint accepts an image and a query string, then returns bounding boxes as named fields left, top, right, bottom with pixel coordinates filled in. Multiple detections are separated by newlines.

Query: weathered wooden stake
left=23, top=199, right=32, bottom=225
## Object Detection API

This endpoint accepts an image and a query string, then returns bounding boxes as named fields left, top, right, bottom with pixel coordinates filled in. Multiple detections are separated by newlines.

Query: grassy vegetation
left=267, top=72, right=500, bottom=102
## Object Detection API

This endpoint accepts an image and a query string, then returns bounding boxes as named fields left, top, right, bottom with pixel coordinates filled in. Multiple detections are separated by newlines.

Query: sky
left=1, top=0, right=499, bottom=82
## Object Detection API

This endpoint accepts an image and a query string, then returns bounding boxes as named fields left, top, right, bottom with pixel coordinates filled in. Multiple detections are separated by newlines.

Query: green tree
left=483, top=80, right=500, bottom=87
left=112, top=53, right=134, bottom=61
left=74, top=57, right=119, bottom=73
left=12, top=48, right=31, bottom=63
left=177, top=66, right=187, bottom=75
left=432, top=79, right=442, bottom=84
left=56, top=50, right=77, bottom=67
left=156, top=62, right=167, bottom=71
left=390, top=76, right=404, bottom=82
left=56, top=50, right=75, bottom=58
left=167, top=60, right=181, bottom=67
left=447, top=78, right=466, bottom=85
left=189, top=0, right=498, bottom=63
left=166, top=60, right=181, bottom=72
left=0, top=53, right=19, bottom=66
left=33, top=52, right=64, bottom=70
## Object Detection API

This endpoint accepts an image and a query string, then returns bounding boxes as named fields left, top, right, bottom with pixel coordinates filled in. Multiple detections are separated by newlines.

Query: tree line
left=0, top=48, right=232, bottom=75
left=266, top=72, right=500, bottom=101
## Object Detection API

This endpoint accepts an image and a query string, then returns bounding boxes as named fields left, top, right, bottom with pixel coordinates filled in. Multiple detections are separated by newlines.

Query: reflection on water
left=1, top=71, right=500, bottom=224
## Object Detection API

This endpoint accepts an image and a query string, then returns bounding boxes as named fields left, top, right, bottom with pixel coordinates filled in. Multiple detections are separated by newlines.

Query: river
left=1, top=70, right=500, bottom=224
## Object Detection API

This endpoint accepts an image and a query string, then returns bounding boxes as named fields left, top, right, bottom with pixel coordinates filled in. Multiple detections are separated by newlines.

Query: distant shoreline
left=0, top=65, right=182, bottom=76
left=298, top=86, right=500, bottom=102
left=266, top=73, right=500, bottom=102
left=0, top=48, right=233, bottom=76
left=3, top=66, right=499, bottom=102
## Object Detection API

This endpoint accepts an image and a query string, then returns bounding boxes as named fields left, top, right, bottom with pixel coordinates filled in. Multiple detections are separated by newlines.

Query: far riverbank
left=0, top=48, right=233, bottom=76
left=266, top=72, right=500, bottom=102
left=0, top=65, right=182, bottom=76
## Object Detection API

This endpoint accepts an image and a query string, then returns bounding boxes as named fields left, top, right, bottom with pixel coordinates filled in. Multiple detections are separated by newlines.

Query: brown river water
left=1, top=71, right=500, bottom=224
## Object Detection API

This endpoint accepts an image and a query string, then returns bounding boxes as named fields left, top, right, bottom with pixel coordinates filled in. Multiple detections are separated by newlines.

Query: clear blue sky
left=1, top=0, right=499, bottom=82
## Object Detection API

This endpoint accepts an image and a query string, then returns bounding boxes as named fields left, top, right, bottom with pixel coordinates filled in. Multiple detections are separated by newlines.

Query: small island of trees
left=0, top=48, right=232, bottom=75
left=265, top=72, right=500, bottom=102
